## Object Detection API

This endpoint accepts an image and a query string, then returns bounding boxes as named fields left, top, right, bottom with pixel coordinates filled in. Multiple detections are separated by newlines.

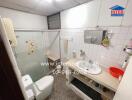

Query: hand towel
left=2, top=18, right=17, bottom=47
left=63, top=39, right=68, bottom=54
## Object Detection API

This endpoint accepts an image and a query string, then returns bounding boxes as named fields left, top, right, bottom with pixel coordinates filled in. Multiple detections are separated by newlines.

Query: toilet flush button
left=24, top=78, right=28, bottom=81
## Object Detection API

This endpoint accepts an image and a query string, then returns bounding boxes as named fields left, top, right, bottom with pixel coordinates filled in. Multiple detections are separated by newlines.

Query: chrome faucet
left=80, top=50, right=86, bottom=60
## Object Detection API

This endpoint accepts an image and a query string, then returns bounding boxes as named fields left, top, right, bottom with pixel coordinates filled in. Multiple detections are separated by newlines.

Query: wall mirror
left=84, top=30, right=109, bottom=47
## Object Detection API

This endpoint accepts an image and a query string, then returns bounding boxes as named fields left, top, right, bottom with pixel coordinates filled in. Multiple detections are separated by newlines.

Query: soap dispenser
left=72, top=50, right=77, bottom=58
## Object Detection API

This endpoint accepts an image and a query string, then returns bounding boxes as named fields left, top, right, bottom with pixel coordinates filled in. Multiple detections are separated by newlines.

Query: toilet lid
left=35, top=75, right=54, bottom=91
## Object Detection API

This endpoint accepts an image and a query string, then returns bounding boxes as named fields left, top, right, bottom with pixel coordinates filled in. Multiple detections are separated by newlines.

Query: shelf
left=68, top=83, right=92, bottom=100
left=72, top=73, right=115, bottom=100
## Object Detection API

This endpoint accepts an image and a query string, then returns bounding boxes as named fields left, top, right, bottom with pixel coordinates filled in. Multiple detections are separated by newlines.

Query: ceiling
left=0, top=0, right=92, bottom=16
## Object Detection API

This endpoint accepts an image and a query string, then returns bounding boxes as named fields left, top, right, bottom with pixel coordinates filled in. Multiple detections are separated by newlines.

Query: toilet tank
left=22, top=74, right=34, bottom=90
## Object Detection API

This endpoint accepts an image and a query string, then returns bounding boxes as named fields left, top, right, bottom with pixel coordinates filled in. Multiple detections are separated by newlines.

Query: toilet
left=22, top=75, right=54, bottom=100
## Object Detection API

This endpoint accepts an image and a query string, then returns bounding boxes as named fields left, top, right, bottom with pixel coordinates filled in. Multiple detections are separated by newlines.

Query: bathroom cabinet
left=65, top=59, right=120, bottom=100
left=66, top=68, right=115, bottom=100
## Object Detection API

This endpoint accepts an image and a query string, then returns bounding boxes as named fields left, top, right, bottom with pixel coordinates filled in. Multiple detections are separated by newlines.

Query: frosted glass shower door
left=14, top=32, right=49, bottom=82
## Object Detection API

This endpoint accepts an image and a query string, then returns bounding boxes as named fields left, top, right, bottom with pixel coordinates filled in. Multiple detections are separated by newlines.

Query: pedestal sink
left=75, top=60, right=101, bottom=75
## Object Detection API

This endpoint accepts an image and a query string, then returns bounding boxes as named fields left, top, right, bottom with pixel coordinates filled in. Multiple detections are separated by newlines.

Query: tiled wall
left=47, top=0, right=132, bottom=68
left=47, top=27, right=132, bottom=68
left=60, top=26, right=132, bottom=68
left=58, top=0, right=132, bottom=68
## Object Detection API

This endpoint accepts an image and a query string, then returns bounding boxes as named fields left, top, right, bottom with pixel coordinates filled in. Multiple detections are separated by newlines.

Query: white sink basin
left=75, top=60, right=101, bottom=75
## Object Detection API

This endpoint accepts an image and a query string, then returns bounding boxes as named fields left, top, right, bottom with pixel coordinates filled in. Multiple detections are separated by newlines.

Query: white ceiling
left=0, top=0, right=92, bottom=16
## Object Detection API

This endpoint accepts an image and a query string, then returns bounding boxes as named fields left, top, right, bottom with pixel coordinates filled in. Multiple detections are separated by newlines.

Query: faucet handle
left=89, top=60, right=93, bottom=64
left=80, top=50, right=85, bottom=53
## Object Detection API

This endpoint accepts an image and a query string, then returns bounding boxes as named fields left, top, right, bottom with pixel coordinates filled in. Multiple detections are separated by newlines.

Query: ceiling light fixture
left=45, top=0, right=53, bottom=3
left=55, top=0, right=63, bottom=2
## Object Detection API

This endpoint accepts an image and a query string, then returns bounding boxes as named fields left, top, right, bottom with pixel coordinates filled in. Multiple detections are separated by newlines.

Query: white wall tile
left=59, top=27, right=131, bottom=68
left=57, top=0, right=132, bottom=68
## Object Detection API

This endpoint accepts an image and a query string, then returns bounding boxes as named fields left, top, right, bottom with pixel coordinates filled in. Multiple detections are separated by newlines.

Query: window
left=47, top=13, right=61, bottom=29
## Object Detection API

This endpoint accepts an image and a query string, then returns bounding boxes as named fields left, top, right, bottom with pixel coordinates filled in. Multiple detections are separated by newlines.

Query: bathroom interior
left=0, top=0, right=132, bottom=100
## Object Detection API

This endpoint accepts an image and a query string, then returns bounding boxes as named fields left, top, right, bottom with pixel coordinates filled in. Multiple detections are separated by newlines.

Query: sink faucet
left=80, top=50, right=86, bottom=60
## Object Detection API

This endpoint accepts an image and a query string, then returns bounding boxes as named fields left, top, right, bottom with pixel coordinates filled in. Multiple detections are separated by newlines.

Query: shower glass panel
left=14, top=31, right=49, bottom=82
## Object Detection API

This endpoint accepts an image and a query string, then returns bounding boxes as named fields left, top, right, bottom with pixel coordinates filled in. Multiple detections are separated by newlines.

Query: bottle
left=127, top=39, right=132, bottom=48
left=72, top=50, right=77, bottom=58
left=122, top=60, right=128, bottom=69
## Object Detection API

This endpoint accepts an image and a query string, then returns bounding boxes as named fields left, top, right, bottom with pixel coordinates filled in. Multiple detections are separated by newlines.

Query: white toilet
left=22, top=74, right=54, bottom=100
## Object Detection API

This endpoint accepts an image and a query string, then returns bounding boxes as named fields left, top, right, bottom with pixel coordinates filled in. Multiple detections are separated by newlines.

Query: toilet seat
left=22, top=75, right=54, bottom=100
left=35, top=76, right=54, bottom=91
